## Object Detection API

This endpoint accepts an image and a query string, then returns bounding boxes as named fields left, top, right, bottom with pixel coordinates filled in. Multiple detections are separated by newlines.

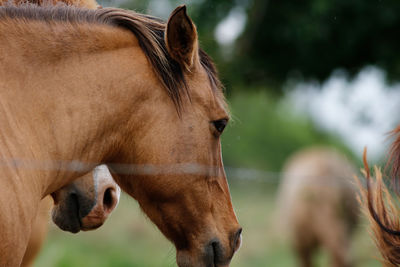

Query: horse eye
left=212, top=119, right=228, bottom=133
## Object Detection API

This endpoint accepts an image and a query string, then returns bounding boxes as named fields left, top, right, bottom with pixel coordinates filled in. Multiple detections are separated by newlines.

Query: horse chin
left=80, top=222, right=103, bottom=231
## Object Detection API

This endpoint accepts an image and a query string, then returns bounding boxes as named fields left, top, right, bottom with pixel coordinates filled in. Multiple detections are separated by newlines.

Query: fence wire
left=0, top=157, right=373, bottom=188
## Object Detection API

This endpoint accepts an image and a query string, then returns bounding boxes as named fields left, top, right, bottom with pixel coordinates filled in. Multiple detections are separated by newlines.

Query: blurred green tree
left=232, top=0, right=400, bottom=89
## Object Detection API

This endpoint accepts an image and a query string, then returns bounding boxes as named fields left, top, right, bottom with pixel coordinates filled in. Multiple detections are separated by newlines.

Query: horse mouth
left=79, top=212, right=106, bottom=231
left=51, top=193, right=82, bottom=233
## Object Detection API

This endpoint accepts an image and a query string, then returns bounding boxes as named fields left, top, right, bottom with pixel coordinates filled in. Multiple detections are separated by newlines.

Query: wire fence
left=0, top=157, right=374, bottom=189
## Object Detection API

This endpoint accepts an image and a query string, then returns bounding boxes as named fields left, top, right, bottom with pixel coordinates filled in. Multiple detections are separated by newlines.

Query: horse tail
left=388, top=126, right=400, bottom=191
left=356, top=148, right=400, bottom=267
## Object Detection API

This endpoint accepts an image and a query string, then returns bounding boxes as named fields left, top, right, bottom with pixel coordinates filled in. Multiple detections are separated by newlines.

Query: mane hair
left=0, top=5, right=222, bottom=110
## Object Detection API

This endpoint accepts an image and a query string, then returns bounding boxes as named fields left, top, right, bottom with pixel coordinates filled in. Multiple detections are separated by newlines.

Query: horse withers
left=277, top=147, right=359, bottom=267
left=21, top=165, right=120, bottom=267
left=0, top=4, right=240, bottom=266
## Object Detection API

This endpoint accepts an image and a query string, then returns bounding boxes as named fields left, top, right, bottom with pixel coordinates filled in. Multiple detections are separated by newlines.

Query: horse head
left=107, top=6, right=242, bottom=266
left=51, top=165, right=120, bottom=233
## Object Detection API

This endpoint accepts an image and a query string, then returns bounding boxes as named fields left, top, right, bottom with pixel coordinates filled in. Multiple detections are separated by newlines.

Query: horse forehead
left=189, top=75, right=226, bottom=115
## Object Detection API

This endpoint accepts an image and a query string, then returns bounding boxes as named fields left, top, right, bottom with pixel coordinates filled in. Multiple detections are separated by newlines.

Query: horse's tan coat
left=20, top=196, right=52, bottom=267
left=0, top=1, right=118, bottom=265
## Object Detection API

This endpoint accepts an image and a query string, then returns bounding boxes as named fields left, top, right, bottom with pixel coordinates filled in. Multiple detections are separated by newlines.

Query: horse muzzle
left=176, top=227, right=242, bottom=267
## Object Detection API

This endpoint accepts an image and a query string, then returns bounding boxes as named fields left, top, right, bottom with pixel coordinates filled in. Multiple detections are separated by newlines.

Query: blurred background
left=35, top=0, right=400, bottom=266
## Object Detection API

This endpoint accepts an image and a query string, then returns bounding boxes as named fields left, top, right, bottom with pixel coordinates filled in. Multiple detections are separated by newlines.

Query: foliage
left=232, top=0, right=400, bottom=88
left=118, top=0, right=149, bottom=13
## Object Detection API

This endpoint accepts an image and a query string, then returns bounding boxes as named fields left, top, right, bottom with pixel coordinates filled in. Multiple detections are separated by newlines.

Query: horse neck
left=0, top=43, right=153, bottom=198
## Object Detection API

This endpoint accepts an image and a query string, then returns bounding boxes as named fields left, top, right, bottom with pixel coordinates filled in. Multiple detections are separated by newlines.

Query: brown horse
left=357, top=129, right=400, bottom=267
left=278, top=147, right=359, bottom=267
left=21, top=165, right=120, bottom=267
left=0, top=4, right=241, bottom=266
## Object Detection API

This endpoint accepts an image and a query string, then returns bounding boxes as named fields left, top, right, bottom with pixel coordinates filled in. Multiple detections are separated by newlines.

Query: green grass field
left=34, top=180, right=382, bottom=267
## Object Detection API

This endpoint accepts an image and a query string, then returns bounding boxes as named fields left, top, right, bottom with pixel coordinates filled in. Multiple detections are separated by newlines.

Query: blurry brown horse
left=21, top=165, right=120, bottom=267
left=0, top=4, right=240, bottom=266
left=357, top=127, right=400, bottom=267
left=278, top=147, right=359, bottom=267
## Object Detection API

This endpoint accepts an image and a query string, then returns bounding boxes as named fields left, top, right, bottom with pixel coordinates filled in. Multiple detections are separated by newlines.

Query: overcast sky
left=215, top=6, right=247, bottom=46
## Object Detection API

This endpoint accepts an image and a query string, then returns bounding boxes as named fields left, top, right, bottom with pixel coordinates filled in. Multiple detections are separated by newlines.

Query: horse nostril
left=205, top=240, right=221, bottom=266
left=233, top=228, right=242, bottom=252
left=235, top=228, right=242, bottom=239
left=212, top=241, right=218, bottom=263
left=102, top=188, right=115, bottom=213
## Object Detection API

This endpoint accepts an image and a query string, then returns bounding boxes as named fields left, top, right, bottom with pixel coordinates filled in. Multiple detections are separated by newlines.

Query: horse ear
left=166, top=5, right=198, bottom=71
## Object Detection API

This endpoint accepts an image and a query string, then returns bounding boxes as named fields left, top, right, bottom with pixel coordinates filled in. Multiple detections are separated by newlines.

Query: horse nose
left=204, top=227, right=242, bottom=265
